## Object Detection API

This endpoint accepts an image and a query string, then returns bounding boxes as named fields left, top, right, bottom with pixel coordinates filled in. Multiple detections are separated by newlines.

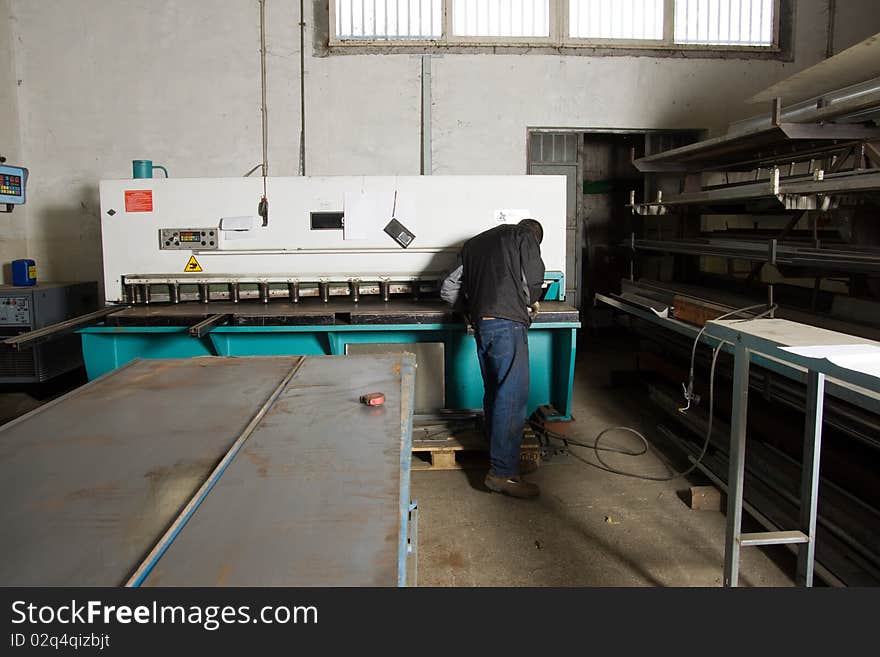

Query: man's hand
left=527, top=301, right=540, bottom=318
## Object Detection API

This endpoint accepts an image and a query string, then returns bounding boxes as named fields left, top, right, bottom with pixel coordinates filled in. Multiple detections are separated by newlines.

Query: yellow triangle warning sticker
left=184, top=255, right=203, bottom=273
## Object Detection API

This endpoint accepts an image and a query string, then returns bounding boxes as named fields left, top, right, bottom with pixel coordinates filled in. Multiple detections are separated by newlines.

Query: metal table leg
left=797, top=370, right=825, bottom=587
left=407, top=501, right=419, bottom=587
left=724, top=342, right=751, bottom=587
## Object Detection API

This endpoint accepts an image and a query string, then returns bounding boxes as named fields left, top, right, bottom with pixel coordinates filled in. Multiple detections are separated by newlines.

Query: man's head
left=518, top=218, right=543, bottom=245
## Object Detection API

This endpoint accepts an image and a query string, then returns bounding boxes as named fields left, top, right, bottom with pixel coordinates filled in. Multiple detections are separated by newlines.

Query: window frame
left=328, top=0, right=783, bottom=53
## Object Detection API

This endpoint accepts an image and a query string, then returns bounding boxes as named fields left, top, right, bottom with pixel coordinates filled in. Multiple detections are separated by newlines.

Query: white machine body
left=99, top=175, right=567, bottom=303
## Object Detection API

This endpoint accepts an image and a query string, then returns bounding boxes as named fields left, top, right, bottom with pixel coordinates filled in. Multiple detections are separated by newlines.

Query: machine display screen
left=0, top=165, right=27, bottom=205
left=179, top=231, right=202, bottom=243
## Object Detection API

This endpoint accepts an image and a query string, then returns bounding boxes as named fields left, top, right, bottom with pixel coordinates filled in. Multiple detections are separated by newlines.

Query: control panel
left=0, top=164, right=28, bottom=206
left=0, top=297, right=31, bottom=326
left=159, top=228, right=219, bottom=250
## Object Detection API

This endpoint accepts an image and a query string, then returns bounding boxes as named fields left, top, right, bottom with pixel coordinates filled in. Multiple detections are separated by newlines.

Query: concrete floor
left=0, top=334, right=795, bottom=587
left=411, top=334, right=796, bottom=587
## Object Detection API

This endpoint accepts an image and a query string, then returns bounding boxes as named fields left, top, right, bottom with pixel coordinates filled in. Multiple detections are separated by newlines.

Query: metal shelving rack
left=623, top=96, right=880, bottom=306
left=600, top=85, right=880, bottom=587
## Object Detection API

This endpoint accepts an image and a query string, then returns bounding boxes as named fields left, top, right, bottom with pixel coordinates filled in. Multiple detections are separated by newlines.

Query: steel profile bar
left=2, top=306, right=128, bottom=350
left=633, top=122, right=880, bottom=172
left=188, top=313, right=231, bottom=338
left=804, top=89, right=880, bottom=124
left=630, top=239, right=880, bottom=272
left=648, top=180, right=775, bottom=205
left=781, top=123, right=880, bottom=141
left=780, top=170, right=880, bottom=194
left=633, top=171, right=880, bottom=209
left=723, top=341, right=751, bottom=587
left=397, top=357, right=416, bottom=586
left=797, top=370, right=826, bottom=587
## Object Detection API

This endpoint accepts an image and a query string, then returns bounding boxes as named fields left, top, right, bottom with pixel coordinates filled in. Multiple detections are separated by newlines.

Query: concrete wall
left=0, top=0, right=27, bottom=282
left=832, top=0, right=880, bottom=54
left=2, top=0, right=878, bottom=288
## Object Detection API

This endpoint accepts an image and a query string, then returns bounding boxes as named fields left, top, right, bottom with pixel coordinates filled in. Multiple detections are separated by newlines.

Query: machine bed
left=105, top=299, right=580, bottom=326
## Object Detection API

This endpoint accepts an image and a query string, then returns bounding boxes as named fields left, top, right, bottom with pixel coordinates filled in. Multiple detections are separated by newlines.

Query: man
left=441, top=219, right=545, bottom=499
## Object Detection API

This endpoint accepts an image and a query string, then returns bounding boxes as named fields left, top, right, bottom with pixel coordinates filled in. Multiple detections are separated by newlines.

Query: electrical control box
left=0, top=164, right=28, bottom=206
left=0, top=282, right=99, bottom=383
left=159, top=227, right=219, bottom=250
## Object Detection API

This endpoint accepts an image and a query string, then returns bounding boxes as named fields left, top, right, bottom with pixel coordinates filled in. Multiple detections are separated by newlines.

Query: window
left=569, top=0, right=665, bottom=41
left=331, top=0, right=782, bottom=51
left=452, top=0, right=550, bottom=38
left=335, top=1, right=443, bottom=40
left=674, top=0, right=775, bottom=46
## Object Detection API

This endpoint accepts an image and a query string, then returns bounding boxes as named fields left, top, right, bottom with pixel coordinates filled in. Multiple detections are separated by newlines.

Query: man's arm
left=520, top=235, right=545, bottom=306
left=439, top=253, right=464, bottom=309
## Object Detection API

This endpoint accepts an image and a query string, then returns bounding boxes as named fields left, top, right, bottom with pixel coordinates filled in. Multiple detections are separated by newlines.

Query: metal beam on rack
left=629, top=239, right=880, bottom=273
left=633, top=123, right=880, bottom=173
left=631, top=170, right=880, bottom=212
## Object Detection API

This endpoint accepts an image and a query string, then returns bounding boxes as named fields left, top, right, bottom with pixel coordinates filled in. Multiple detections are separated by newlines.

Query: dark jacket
left=448, top=224, right=544, bottom=326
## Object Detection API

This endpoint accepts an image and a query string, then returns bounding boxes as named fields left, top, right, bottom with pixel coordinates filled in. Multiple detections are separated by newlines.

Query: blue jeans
left=474, top=318, right=530, bottom=477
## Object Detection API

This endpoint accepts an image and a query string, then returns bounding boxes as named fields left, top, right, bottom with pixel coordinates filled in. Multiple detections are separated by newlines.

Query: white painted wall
left=0, top=0, right=27, bottom=283
left=832, top=0, right=880, bottom=54
left=2, top=0, right=879, bottom=287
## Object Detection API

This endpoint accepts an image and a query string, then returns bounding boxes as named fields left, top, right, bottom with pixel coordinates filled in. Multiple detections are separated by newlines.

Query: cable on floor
left=532, top=303, right=777, bottom=482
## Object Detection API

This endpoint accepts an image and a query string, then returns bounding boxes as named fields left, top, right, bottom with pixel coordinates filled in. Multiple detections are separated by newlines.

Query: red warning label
left=124, top=190, right=153, bottom=213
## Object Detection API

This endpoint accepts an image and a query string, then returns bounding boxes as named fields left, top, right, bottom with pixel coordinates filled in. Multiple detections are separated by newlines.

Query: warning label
left=124, top=190, right=153, bottom=213
left=184, top=255, right=203, bottom=273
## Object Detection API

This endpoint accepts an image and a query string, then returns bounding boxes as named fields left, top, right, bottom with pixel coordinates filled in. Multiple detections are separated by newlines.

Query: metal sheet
left=141, top=354, right=415, bottom=586
left=0, top=357, right=299, bottom=585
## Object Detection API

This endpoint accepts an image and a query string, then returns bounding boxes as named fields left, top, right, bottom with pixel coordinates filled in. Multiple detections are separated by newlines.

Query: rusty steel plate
left=142, top=354, right=415, bottom=586
left=0, top=357, right=299, bottom=585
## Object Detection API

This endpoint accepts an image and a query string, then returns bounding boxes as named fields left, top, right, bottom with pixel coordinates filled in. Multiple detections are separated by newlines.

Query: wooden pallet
left=411, top=428, right=541, bottom=471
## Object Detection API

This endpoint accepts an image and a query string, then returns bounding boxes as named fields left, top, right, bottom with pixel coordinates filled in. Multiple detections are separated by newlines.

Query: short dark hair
left=518, top=219, right=543, bottom=245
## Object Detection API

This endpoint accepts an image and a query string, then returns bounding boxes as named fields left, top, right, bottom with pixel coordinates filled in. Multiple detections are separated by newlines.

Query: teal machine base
left=79, top=321, right=580, bottom=420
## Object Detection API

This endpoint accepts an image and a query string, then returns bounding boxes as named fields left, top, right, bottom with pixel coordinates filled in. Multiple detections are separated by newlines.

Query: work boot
left=484, top=472, right=540, bottom=499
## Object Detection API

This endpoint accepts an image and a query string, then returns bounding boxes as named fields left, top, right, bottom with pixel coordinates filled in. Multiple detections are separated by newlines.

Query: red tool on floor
left=359, top=392, right=385, bottom=406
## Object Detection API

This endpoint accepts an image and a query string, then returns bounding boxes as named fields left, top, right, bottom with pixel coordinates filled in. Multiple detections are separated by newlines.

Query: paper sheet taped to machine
left=781, top=344, right=880, bottom=380
left=344, top=191, right=393, bottom=240
left=219, top=215, right=257, bottom=231
left=219, top=215, right=259, bottom=240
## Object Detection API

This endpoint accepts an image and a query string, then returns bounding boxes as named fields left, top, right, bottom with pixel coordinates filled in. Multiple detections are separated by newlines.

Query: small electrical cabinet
left=0, top=282, right=99, bottom=383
